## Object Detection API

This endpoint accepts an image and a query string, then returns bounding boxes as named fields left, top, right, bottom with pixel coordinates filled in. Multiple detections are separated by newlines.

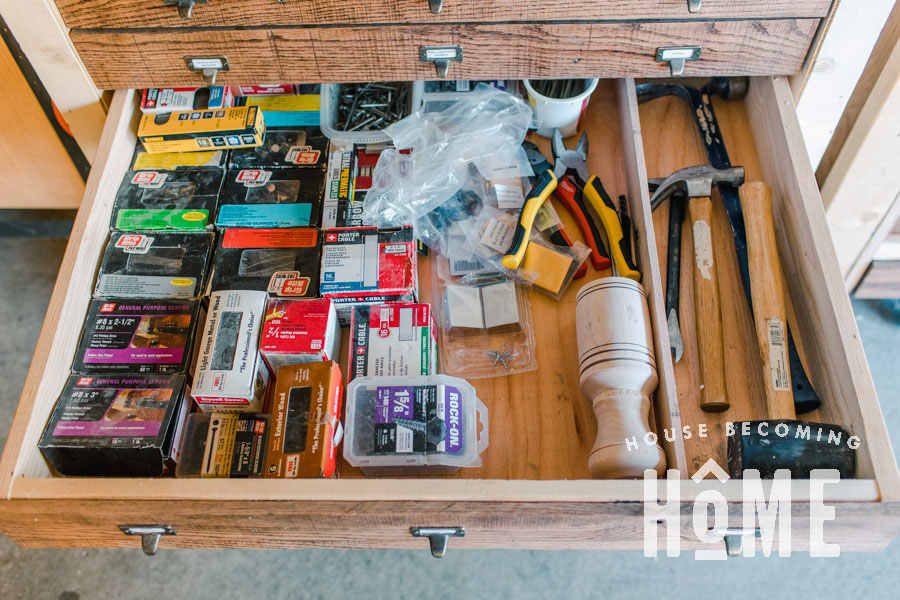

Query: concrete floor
left=1, top=236, right=898, bottom=599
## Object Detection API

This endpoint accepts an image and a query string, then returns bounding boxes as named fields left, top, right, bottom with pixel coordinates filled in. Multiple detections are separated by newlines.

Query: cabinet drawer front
left=55, top=0, right=833, bottom=29
left=3, top=498, right=899, bottom=553
left=71, top=20, right=818, bottom=89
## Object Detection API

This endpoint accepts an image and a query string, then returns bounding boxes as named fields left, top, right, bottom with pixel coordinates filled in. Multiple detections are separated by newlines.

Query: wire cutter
left=552, top=129, right=640, bottom=281
left=503, top=140, right=611, bottom=271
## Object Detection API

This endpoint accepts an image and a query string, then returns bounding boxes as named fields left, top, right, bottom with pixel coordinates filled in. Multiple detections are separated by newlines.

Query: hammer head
left=649, top=165, right=745, bottom=210
left=727, top=419, right=856, bottom=478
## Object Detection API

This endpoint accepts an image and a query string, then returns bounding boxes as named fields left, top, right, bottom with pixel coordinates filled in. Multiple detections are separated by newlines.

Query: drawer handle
left=184, top=56, right=229, bottom=86
left=162, top=0, right=208, bottom=19
left=419, top=45, right=463, bottom=78
left=709, top=527, right=762, bottom=557
left=410, top=526, right=464, bottom=558
left=655, top=46, right=701, bottom=77
left=428, top=0, right=444, bottom=14
left=118, top=525, right=177, bottom=556
left=688, top=0, right=701, bottom=12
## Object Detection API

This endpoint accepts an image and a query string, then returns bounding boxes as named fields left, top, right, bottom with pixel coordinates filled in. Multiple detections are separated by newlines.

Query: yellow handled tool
left=581, top=176, right=640, bottom=280
left=502, top=169, right=558, bottom=269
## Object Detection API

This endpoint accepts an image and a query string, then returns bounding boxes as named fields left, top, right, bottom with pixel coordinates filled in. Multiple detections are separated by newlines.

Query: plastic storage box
left=319, top=82, right=424, bottom=146
left=343, top=375, right=488, bottom=475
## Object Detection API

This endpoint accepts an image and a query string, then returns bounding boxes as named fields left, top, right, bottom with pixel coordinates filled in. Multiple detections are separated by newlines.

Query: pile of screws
left=528, top=79, right=587, bottom=100
left=334, top=82, right=412, bottom=132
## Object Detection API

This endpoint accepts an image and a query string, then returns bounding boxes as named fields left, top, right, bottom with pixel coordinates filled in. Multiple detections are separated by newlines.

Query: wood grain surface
left=55, top=0, right=832, bottom=29
left=2, top=496, right=898, bottom=552
left=69, top=20, right=819, bottom=89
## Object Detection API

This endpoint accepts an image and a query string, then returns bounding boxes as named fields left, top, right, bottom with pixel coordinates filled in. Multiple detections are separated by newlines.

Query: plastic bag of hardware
left=361, top=85, right=533, bottom=229
left=431, top=254, right=537, bottom=379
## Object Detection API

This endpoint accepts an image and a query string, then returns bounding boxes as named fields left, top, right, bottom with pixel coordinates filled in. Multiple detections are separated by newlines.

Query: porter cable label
left=766, top=318, right=791, bottom=392
left=480, top=217, right=516, bottom=253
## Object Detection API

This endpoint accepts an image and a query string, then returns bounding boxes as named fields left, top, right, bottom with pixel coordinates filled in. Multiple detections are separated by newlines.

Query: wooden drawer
left=1, top=77, right=899, bottom=556
left=55, top=0, right=833, bottom=29
left=71, top=21, right=819, bottom=89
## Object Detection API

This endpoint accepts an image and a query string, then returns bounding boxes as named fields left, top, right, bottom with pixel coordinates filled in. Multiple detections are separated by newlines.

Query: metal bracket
left=419, top=45, right=463, bottom=78
left=162, top=0, right=208, bottom=19
left=428, top=0, right=444, bottom=14
left=410, top=527, right=465, bottom=558
left=184, top=56, right=229, bottom=86
left=687, top=0, right=702, bottom=13
left=655, top=46, right=701, bottom=77
left=709, top=528, right=762, bottom=557
left=119, top=525, right=176, bottom=556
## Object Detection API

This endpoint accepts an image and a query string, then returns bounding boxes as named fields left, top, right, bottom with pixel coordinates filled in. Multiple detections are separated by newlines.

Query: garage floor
left=1, top=236, right=898, bottom=599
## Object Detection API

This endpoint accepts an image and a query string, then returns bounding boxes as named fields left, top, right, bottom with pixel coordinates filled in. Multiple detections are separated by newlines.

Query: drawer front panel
left=55, top=0, right=833, bottom=29
left=71, top=20, right=818, bottom=89
left=3, top=499, right=898, bottom=553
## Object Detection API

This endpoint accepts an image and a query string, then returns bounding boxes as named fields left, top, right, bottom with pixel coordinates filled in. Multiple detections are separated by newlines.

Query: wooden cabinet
left=1, top=77, right=898, bottom=554
left=0, top=0, right=897, bottom=556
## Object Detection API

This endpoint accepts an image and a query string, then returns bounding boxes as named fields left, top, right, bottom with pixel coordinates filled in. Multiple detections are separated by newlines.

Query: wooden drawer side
left=745, top=76, right=900, bottom=500
left=0, top=90, right=138, bottom=493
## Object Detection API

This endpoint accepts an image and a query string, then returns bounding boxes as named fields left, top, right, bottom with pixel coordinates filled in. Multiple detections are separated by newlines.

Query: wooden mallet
left=575, top=278, right=666, bottom=478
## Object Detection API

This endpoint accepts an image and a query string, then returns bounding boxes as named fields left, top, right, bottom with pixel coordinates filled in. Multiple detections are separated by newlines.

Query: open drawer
left=0, top=77, right=898, bottom=556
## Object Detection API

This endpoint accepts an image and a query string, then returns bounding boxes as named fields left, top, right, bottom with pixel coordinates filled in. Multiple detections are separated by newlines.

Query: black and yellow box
left=138, top=106, right=266, bottom=154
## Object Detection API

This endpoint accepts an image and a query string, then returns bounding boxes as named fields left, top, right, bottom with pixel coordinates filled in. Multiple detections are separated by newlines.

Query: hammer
left=650, top=165, right=745, bottom=413
left=728, top=182, right=855, bottom=477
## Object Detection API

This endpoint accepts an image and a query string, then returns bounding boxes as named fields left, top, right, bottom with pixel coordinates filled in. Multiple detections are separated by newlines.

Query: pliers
left=552, top=130, right=640, bottom=281
left=503, top=140, right=611, bottom=272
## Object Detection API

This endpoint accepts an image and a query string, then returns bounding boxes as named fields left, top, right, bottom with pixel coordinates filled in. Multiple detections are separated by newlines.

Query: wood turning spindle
left=575, top=278, right=666, bottom=478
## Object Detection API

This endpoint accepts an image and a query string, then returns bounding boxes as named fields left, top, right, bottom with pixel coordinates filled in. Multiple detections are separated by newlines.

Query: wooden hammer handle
left=688, top=197, right=729, bottom=412
left=741, top=182, right=796, bottom=420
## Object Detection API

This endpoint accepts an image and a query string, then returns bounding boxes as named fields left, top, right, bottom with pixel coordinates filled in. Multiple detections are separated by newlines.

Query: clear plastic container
left=319, top=81, right=425, bottom=145
left=343, top=375, right=489, bottom=475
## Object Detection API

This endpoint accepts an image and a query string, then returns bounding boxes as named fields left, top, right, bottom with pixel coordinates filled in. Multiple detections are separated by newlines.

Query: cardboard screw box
left=176, top=413, right=270, bottom=478
left=349, top=302, right=437, bottom=381
left=192, top=290, right=270, bottom=413
left=261, top=298, right=341, bottom=372
left=137, top=105, right=265, bottom=154
left=38, top=374, right=190, bottom=477
left=266, top=361, right=343, bottom=479
left=217, top=167, right=325, bottom=228
left=94, top=231, right=214, bottom=300
left=140, top=86, right=234, bottom=114
left=320, top=226, right=417, bottom=324
left=110, top=168, right=223, bottom=232
left=228, top=127, right=329, bottom=170
left=72, top=299, right=202, bottom=375
left=209, top=228, right=321, bottom=298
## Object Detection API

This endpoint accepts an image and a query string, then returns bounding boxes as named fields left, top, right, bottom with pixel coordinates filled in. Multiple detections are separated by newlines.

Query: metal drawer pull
left=420, top=45, right=463, bottom=78
left=709, top=527, right=762, bottom=557
left=428, top=0, right=444, bottom=14
left=162, top=0, right=208, bottom=19
left=184, top=56, right=229, bottom=86
left=688, top=0, right=701, bottom=13
left=118, top=525, right=176, bottom=556
left=655, top=46, right=701, bottom=77
left=410, top=526, right=465, bottom=558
